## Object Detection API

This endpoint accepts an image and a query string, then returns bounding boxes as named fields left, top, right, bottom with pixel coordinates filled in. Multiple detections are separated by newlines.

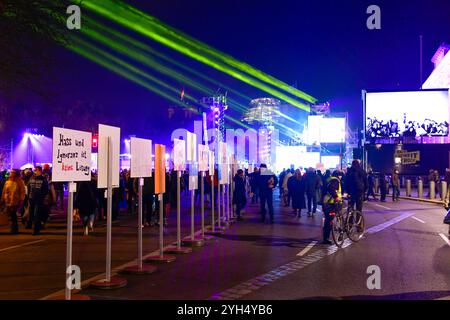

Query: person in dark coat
left=379, top=171, right=387, bottom=202
left=257, top=164, right=278, bottom=223
left=233, top=169, right=247, bottom=221
left=288, top=169, right=306, bottom=218
left=249, top=167, right=260, bottom=204
left=141, top=175, right=155, bottom=226
left=75, top=180, right=97, bottom=236
left=366, top=169, right=377, bottom=201
left=344, top=160, right=368, bottom=212
left=26, top=166, right=49, bottom=235
left=304, top=167, right=322, bottom=217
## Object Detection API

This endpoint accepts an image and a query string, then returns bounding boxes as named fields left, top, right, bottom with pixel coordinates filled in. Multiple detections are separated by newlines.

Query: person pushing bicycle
left=322, top=172, right=343, bottom=245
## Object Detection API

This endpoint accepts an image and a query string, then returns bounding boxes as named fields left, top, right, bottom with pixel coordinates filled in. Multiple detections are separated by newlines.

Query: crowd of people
left=366, top=116, right=449, bottom=139
left=2, top=160, right=447, bottom=245
left=0, top=164, right=63, bottom=235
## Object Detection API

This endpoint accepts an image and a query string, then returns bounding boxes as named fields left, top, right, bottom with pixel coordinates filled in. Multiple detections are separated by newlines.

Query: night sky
left=4, top=0, right=450, bottom=145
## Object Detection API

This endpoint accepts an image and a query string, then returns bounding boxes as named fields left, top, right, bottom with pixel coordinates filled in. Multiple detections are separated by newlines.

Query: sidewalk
left=376, top=187, right=445, bottom=205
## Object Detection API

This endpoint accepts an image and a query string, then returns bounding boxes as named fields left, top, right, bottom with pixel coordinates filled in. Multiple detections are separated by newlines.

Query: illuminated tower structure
left=201, top=95, right=227, bottom=142
left=242, top=98, right=281, bottom=167
left=201, top=95, right=228, bottom=165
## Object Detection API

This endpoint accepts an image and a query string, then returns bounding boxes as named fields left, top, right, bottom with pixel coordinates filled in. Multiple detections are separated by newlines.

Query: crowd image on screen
left=366, top=113, right=449, bottom=139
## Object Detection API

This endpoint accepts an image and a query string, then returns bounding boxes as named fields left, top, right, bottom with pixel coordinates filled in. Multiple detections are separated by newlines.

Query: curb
left=375, top=193, right=444, bottom=206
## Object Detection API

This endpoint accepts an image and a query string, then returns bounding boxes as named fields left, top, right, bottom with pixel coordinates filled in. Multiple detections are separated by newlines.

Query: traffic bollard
left=430, top=181, right=435, bottom=199
left=406, top=179, right=411, bottom=197
left=418, top=180, right=423, bottom=198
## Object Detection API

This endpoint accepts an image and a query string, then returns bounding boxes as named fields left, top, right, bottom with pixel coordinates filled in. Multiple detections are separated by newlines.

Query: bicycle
left=330, top=196, right=365, bottom=247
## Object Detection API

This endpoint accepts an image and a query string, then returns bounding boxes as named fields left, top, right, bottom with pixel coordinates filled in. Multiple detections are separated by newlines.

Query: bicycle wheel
left=346, top=210, right=365, bottom=242
left=331, top=215, right=345, bottom=247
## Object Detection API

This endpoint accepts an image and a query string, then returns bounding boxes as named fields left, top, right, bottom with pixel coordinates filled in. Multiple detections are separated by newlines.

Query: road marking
left=439, top=233, right=450, bottom=246
left=41, top=227, right=206, bottom=300
left=210, top=212, right=415, bottom=300
left=0, top=239, right=46, bottom=253
left=366, top=212, right=414, bottom=234
left=411, top=216, right=426, bottom=224
left=374, top=203, right=391, bottom=210
left=296, top=241, right=318, bottom=256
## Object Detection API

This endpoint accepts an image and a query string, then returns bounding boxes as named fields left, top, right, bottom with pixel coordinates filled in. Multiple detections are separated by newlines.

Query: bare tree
left=0, top=0, right=71, bottom=97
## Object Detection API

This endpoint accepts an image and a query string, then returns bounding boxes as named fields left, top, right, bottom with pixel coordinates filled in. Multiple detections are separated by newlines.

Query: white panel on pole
left=209, top=151, right=215, bottom=175
left=186, top=131, right=197, bottom=162
left=198, top=144, right=209, bottom=172
left=130, top=137, right=152, bottom=178
left=98, top=124, right=121, bottom=188
left=52, top=127, right=91, bottom=182
left=219, top=164, right=229, bottom=185
left=219, top=142, right=227, bottom=164
left=173, top=138, right=186, bottom=171
left=189, top=162, right=198, bottom=190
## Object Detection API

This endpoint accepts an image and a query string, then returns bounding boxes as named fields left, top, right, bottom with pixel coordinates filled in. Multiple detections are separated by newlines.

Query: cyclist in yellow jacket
left=322, top=172, right=343, bottom=245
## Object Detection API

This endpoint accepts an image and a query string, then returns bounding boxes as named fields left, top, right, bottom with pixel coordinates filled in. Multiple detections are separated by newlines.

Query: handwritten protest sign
left=52, top=127, right=91, bottom=182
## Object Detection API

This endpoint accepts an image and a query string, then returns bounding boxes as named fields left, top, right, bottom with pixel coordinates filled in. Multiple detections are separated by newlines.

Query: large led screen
left=275, top=146, right=320, bottom=172
left=319, top=118, right=346, bottom=143
left=307, top=116, right=346, bottom=144
left=365, top=90, right=450, bottom=141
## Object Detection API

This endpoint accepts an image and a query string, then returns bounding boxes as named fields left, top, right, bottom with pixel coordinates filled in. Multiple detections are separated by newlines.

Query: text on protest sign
left=52, top=127, right=91, bottom=182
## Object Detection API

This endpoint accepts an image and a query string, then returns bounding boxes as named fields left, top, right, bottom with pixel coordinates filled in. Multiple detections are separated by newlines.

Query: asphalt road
left=0, top=192, right=449, bottom=300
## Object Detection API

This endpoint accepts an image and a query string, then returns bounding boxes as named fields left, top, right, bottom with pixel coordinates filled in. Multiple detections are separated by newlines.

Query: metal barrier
left=429, top=181, right=435, bottom=199
left=442, top=181, right=447, bottom=202
left=406, top=179, right=411, bottom=197
left=418, top=180, right=423, bottom=199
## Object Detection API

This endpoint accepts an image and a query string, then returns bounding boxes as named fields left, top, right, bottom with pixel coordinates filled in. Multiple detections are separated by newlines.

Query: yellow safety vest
left=324, top=176, right=342, bottom=204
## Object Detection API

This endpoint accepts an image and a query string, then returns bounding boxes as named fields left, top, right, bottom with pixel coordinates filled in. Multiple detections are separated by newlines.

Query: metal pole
left=159, top=193, right=164, bottom=257
left=430, top=181, right=435, bottom=200
left=418, top=180, right=423, bottom=199
left=138, top=178, right=143, bottom=269
left=420, top=35, right=423, bottom=87
left=231, top=170, right=234, bottom=219
left=211, top=174, right=215, bottom=232
left=442, top=181, right=447, bottom=202
left=191, top=189, right=195, bottom=240
left=106, top=137, right=113, bottom=283
left=10, top=138, right=13, bottom=171
left=65, top=182, right=75, bottom=300
left=177, top=171, right=181, bottom=249
left=227, top=171, right=230, bottom=220
left=201, top=171, right=205, bottom=237
left=406, top=179, right=411, bottom=197
left=217, top=182, right=221, bottom=228
left=222, top=184, right=225, bottom=224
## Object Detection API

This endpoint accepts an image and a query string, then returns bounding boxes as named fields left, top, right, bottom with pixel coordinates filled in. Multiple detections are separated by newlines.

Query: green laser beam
left=83, top=16, right=253, bottom=103
left=81, top=18, right=303, bottom=125
left=69, top=41, right=252, bottom=131
left=76, top=0, right=312, bottom=112
left=105, top=0, right=316, bottom=104
left=72, top=36, right=198, bottom=102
